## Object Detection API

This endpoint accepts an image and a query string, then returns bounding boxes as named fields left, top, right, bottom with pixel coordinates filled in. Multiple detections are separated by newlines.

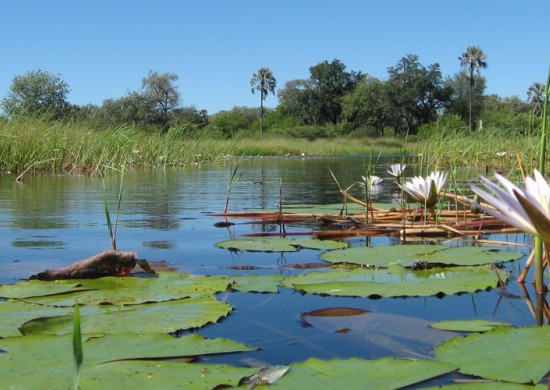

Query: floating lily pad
left=423, top=382, right=547, bottom=389
left=321, top=244, right=447, bottom=267
left=321, top=245, right=523, bottom=267
left=19, top=296, right=232, bottom=335
left=0, top=300, right=72, bottom=337
left=216, top=237, right=347, bottom=252
left=269, top=357, right=456, bottom=389
left=430, top=319, right=510, bottom=333
left=301, top=308, right=458, bottom=358
left=281, top=266, right=504, bottom=297
left=0, top=333, right=256, bottom=389
left=81, top=361, right=260, bottom=389
left=1, top=272, right=231, bottom=306
left=231, top=274, right=282, bottom=293
left=434, top=325, right=550, bottom=384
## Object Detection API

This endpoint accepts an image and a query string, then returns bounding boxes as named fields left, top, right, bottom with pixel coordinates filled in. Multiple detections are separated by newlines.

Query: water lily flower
left=358, top=175, right=383, bottom=191
left=401, top=171, right=448, bottom=208
left=469, top=169, right=550, bottom=243
left=388, top=163, right=406, bottom=179
left=496, top=152, right=507, bottom=158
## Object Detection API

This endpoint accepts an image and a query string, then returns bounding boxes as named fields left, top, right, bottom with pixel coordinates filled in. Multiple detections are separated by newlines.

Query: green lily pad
left=321, top=245, right=523, bottom=267
left=424, top=382, right=547, bottom=389
left=320, top=244, right=448, bottom=267
left=434, top=325, right=550, bottom=384
left=430, top=319, right=511, bottom=333
left=216, top=237, right=347, bottom=252
left=268, top=357, right=456, bottom=389
left=231, top=274, right=282, bottom=293
left=3, top=273, right=232, bottom=306
left=0, top=300, right=72, bottom=337
left=81, top=361, right=259, bottom=389
left=281, top=266, right=504, bottom=297
left=0, top=333, right=256, bottom=389
left=19, top=296, right=232, bottom=335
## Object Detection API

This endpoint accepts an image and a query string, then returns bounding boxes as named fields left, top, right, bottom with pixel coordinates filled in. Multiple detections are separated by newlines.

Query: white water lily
left=388, top=163, right=406, bottom=179
left=469, top=169, right=550, bottom=243
left=358, top=175, right=383, bottom=191
left=401, top=171, right=447, bottom=208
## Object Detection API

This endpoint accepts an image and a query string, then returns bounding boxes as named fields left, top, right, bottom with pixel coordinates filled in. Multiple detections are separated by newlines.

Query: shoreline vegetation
left=0, top=118, right=543, bottom=176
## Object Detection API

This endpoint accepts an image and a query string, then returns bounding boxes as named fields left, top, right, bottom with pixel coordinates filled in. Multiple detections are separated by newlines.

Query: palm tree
left=527, top=82, right=546, bottom=116
left=459, top=46, right=487, bottom=131
left=250, top=67, right=276, bottom=137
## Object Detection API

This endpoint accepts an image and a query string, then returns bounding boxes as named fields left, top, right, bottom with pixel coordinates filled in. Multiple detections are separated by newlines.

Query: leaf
left=430, top=319, right=511, bottom=333
left=20, top=296, right=232, bottom=335
left=281, top=266, right=504, bottom=297
left=231, top=274, right=283, bottom=293
left=269, top=357, right=456, bottom=389
left=18, top=272, right=232, bottom=306
left=321, top=245, right=524, bottom=267
left=434, top=325, right=550, bottom=384
left=0, top=333, right=256, bottom=389
left=320, top=244, right=448, bottom=267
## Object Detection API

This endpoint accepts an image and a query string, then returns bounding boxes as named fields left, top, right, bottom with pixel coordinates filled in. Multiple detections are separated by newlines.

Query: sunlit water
left=0, top=155, right=539, bottom=377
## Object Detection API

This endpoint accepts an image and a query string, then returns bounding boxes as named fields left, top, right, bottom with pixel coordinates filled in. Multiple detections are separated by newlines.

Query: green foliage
left=1, top=70, right=71, bottom=119
left=206, top=108, right=255, bottom=138
left=341, top=77, right=396, bottom=136
left=417, top=114, right=468, bottom=139
left=386, top=54, right=452, bottom=135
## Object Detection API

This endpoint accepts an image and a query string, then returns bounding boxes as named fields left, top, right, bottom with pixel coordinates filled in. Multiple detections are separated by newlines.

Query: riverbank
left=0, top=118, right=541, bottom=175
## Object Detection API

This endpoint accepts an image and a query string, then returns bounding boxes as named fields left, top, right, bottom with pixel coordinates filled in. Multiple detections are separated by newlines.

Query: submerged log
left=30, top=249, right=138, bottom=280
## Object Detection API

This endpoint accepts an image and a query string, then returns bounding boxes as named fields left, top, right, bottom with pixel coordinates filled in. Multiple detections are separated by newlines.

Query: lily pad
left=0, top=333, right=256, bottom=389
left=320, top=244, right=448, bottom=267
left=268, top=357, right=456, bottom=389
left=231, top=274, right=282, bottom=293
left=216, top=237, right=347, bottom=253
left=430, top=319, right=511, bottom=333
left=2, top=273, right=232, bottom=306
left=19, top=296, right=232, bottom=335
left=281, top=266, right=505, bottom=297
left=434, top=325, right=550, bottom=384
left=321, top=245, right=523, bottom=267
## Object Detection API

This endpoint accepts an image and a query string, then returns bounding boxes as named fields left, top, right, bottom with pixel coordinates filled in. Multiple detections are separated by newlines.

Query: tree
left=250, top=67, right=276, bottom=137
left=306, top=59, right=363, bottom=125
left=341, top=77, right=395, bottom=136
left=459, top=46, right=488, bottom=131
left=141, top=71, right=181, bottom=130
left=527, top=82, right=546, bottom=117
left=445, top=71, right=486, bottom=126
left=1, top=69, right=70, bottom=119
left=386, top=54, right=452, bottom=135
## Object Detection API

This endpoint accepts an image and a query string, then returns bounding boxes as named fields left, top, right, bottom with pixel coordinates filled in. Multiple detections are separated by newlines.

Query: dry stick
left=517, top=249, right=536, bottom=284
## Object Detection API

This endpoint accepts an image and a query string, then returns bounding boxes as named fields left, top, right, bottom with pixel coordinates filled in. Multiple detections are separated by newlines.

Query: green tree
left=1, top=69, right=70, bottom=119
left=250, top=67, right=276, bottom=137
left=459, top=46, right=488, bottom=131
left=527, top=82, right=546, bottom=117
left=445, top=71, right=486, bottom=128
left=306, top=59, right=363, bottom=125
left=341, top=77, right=395, bottom=136
left=386, top=54, right=452, bottom=135
left=142, top=71, right=181, bottom=130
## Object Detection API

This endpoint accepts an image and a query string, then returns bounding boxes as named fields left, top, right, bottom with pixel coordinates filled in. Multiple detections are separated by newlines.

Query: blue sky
left=1, top=1, right=548, bottom=114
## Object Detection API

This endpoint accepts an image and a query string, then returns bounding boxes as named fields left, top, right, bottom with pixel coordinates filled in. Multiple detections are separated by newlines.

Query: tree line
left=1, top=46, right=547, bottom=139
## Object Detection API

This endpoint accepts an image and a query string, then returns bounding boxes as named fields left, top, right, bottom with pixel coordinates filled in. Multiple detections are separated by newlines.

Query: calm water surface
left=0, top=156, right=538, bottom=375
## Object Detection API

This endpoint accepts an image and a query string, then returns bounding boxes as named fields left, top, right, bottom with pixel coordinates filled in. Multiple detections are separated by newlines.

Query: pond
left=0, top=155, right=545, bottom=387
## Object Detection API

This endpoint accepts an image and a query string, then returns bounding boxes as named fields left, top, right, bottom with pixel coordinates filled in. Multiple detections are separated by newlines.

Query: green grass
left=0, top=117, right=543, bottom=175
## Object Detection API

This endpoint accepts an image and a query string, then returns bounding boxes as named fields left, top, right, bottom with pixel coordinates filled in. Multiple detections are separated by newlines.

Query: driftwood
left=30, top=249, right=138, bottom=280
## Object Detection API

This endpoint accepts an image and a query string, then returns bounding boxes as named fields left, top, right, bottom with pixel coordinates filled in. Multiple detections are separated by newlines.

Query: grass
left=0, top=116, right=544, bottom=175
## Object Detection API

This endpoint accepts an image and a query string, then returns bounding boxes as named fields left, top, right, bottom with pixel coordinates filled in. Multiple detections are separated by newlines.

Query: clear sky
left=1, top=1, right=548, bottom=114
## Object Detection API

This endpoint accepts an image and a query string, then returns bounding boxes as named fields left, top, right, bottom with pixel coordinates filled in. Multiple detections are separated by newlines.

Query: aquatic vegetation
left=400, top=171, right=448, bottom=208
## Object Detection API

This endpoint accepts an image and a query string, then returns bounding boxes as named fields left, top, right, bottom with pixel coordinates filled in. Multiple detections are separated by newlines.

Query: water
left=0, top=156, right=540, bottom=371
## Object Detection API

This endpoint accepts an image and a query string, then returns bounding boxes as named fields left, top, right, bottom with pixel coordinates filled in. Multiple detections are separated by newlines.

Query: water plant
left=72, top=304, right=83, bottom=390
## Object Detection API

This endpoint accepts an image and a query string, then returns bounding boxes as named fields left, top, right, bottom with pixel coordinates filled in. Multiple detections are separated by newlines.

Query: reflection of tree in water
left=119, top=171, right=183, bottom=231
